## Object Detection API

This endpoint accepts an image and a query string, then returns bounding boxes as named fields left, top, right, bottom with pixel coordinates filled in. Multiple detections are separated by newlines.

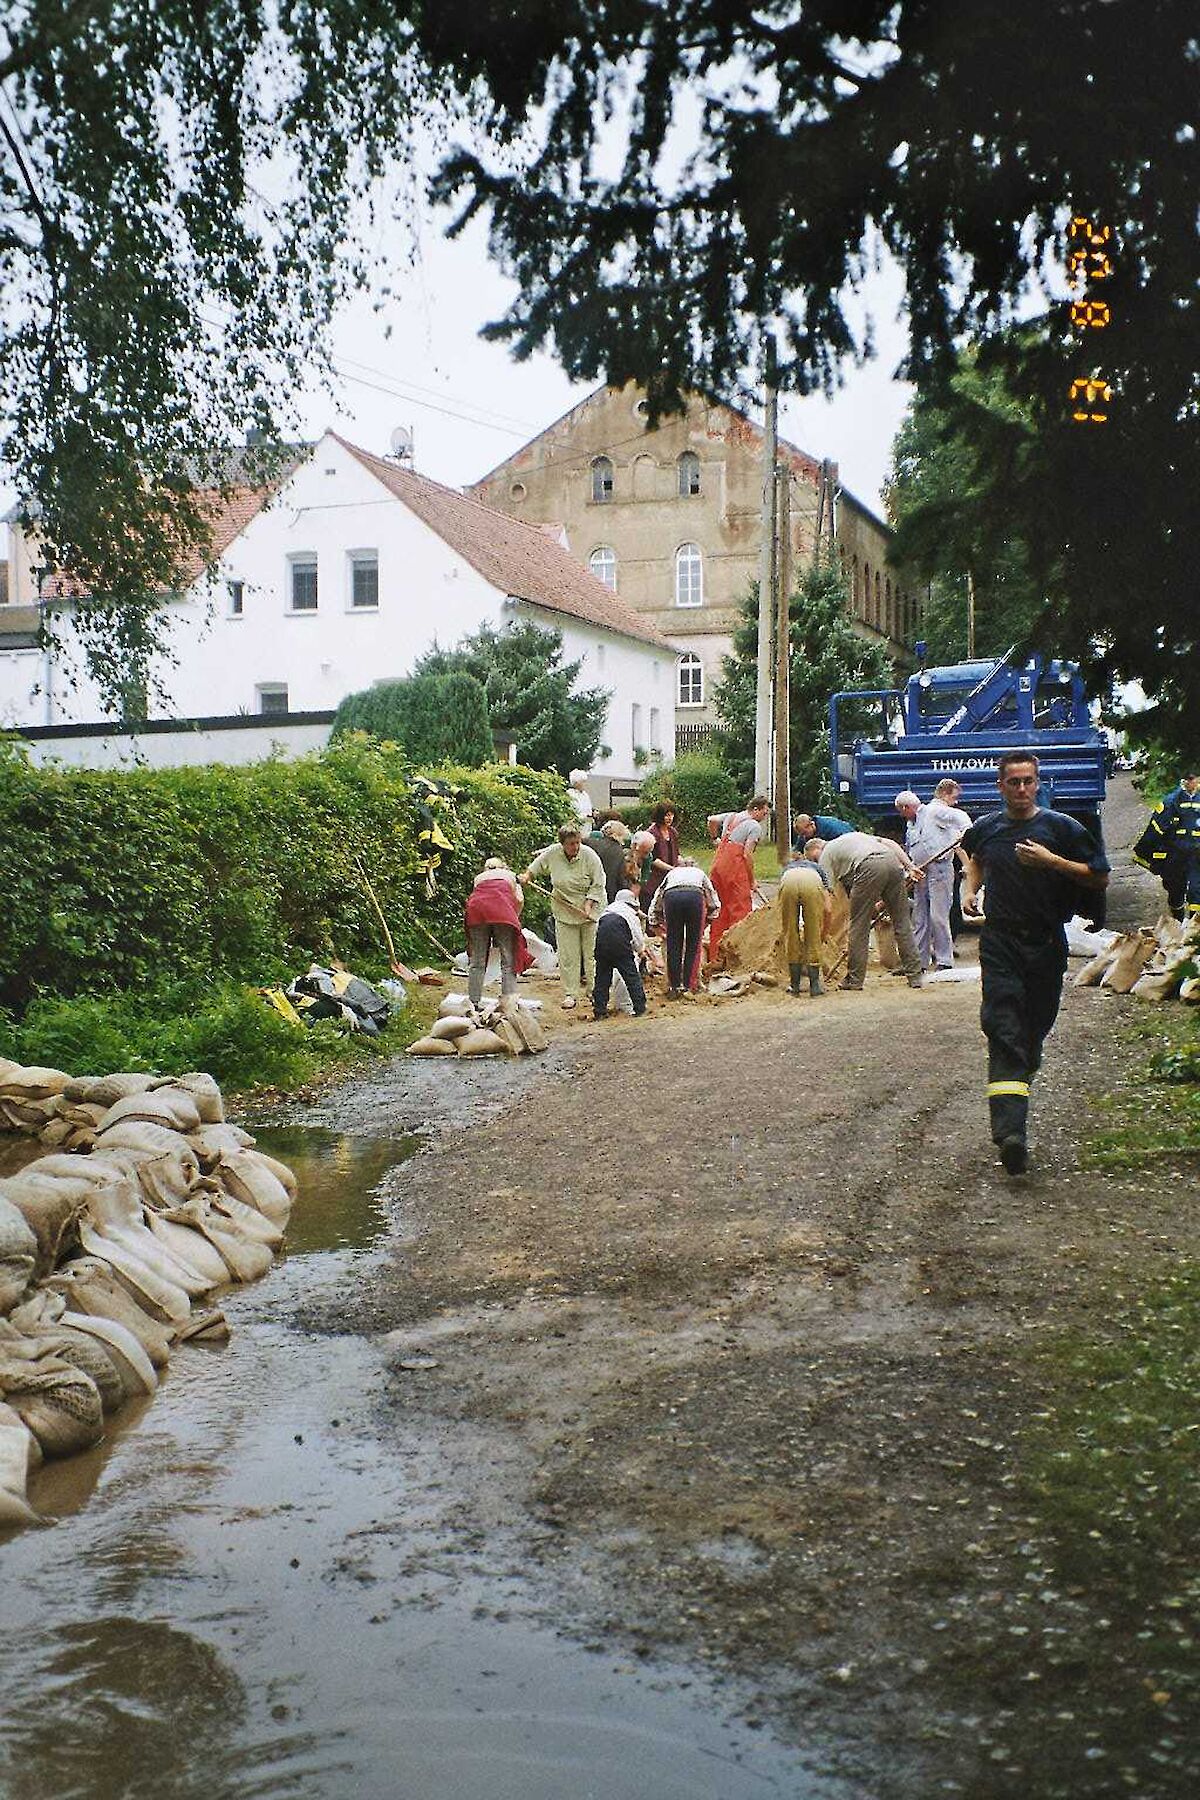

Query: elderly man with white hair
left=894, top=780, right=972, bottom=970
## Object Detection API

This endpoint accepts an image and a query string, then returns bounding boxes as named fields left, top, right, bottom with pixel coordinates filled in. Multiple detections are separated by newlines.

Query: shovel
left=353, top=858, right=418, bottom=982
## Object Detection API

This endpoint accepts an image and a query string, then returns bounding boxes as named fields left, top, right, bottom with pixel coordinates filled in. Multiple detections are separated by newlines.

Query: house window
left=649, top=706, right=661, bottom=752
left=289, top=555, right=318, bottom=612
left=227, top=580, right=245, bottom=618
left=349, top=551, right=379, bottom=610
left=631, top=702, right=644, bottom=751
left=589, top=546, right=617, bottom=590
left=257, top=683, right=289, bottom=717
left=674, top=542, right=703, bottom=607
left=874, top=570, right=882, bottom=627
left=677, top=451, right=701, bottom=497
left=591, top=456, right=614, bottom=503
left=678, top=653, right=704, bottom=707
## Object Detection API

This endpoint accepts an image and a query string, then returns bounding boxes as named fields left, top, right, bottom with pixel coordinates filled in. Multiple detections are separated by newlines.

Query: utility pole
left=754, top=371, right=777, bottom=798
left=773, top=464, right=792, bottom=861
left=966, top=568, right=977, bottom=658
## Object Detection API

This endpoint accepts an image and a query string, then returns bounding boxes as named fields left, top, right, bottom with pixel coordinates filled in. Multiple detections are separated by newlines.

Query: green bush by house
left=638, top=753, right=740, bottom=842
left=330, top=671, right=494, bottom=767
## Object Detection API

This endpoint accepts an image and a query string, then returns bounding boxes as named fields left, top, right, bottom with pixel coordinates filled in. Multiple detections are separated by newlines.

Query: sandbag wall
left=1074, top=913, right=1200, bottom=1002
left=0, top=1060, right=296, bottom=1530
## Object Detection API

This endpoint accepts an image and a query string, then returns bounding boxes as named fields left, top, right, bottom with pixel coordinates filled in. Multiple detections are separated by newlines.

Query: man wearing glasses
left=961, top=752, right=1110, bottom=1175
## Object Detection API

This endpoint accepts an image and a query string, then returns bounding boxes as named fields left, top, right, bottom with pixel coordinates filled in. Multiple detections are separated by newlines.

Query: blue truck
left=829, top=647, right=1108, bottom=830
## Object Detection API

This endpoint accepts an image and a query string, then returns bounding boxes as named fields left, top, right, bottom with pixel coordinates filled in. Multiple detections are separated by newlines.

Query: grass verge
left=1084, top=1005, right=1200, bottom=1168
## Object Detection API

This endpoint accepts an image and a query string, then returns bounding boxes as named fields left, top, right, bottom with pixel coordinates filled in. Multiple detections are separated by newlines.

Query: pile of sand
left=717, top=891, right=863, bottom=983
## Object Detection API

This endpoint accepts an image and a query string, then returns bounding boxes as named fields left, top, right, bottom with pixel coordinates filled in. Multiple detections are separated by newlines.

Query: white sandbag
left=0, top=1400, right=41, bottom=1527
left=211, top=1152, right=292, bottom=1226
left=172, top=1073, right=225, bottom=1124
left=1065, top=914, right=1119, bottom=958
left=407, top=1036, right=459, bottom=1056
left=78, top=1222, right=194, bottom=1324
left=0, top=1196, right=38, bottom=1314
left=522, top=929, right=558, bottom=974
left=146, top=1212, right=232, bottom=1287
left=96, top=1089, right=202, bottom=1135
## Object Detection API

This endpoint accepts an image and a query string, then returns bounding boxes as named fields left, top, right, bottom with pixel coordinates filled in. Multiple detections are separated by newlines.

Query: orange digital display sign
left=1068, top=215, right=1114, bottom=423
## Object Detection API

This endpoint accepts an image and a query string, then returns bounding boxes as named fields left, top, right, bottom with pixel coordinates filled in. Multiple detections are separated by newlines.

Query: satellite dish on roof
left=389, top=425, right=414, bottom=461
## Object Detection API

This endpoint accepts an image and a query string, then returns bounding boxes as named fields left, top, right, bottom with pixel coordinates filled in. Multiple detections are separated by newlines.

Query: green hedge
left=0, top=736, right=571, bottom=1011
left=637, top=753, right=741, bottom=842
left=330, top=672, right=493, bottom=767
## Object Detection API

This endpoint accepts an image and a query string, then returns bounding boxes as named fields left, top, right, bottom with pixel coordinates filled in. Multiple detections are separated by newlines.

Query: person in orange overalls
left=706, top=797, right=770, bottom=964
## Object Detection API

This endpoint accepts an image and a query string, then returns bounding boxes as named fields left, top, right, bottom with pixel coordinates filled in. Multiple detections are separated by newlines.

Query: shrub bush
left=0, top=737, right=573, bottom=1011
left=638, top=753, right=740, bottom=841
left=331, top=671, right=493, bottom=766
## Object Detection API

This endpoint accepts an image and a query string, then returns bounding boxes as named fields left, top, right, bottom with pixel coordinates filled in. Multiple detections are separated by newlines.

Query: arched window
left=874, top=569, right=882, bottom=627
left=677, top=451, right=701, bottom=497
left=674, top=542, right=703, bottom=606
left=885, top=578, right=893, bottom=634
left=852, top=556, right=860, bottom=611
left=589, top=545, right=617, bottom=590
left=678, top=653, right=704, bottom=707
left=591, top=455, right=614, bottom=503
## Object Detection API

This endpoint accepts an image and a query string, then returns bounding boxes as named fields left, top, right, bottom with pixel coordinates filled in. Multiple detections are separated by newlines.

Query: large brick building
left=470, top=382, right=919, bottom=740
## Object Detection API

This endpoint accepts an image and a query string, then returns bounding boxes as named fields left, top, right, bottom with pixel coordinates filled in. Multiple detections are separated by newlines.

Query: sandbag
left=0, top=1197, right=38, bottom=1314
left=0, top=1172, right=92, bottom=1280
left=7, top=1304, right=127, bottom=1413
left=1073, top=945, right=1119, bottom=988
left=146, top=1212, right=233, bottom=1287
left=429, top=1017, right=474, bottom=1041
left=0, top=1399, right=41, bottom=1527
left=172, top=1073, right=225, bottom=1124
left=436, top=995, right=477, bottom=1019
left=206, top=1189, right=284, bottom=1250
left=210, top=1152, right=292, bottom=1226
left=0, top=1066, right=71, bottom=1104
left=47, top=1262, right=173, bottom=1367
left=61, top=1308, right=157, bottom=1399
left=0, top=1327, right=105, bottom=1458
left=1101, top=932, right=1158, bottom=993
left=96, top=1089, right=203, bottom=1135
left=454, top=1028, right=508, bottom=1057
left=77, top=1223, right=193, bottom=1325
left=188, top=1123, right=256, bottom=1162
left=62, top=1073, right=163, bottom=1107
left=407, top=1036, right=459, bottom=1056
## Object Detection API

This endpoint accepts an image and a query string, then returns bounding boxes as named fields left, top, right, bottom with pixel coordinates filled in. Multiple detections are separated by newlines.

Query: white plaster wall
left=0, top=433, right=666, bottom=782
left=18, top=720, right=333, bottom=770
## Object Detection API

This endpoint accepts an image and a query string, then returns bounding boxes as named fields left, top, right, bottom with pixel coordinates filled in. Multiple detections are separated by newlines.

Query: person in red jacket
left=463, top=858, right=533, bottom=1006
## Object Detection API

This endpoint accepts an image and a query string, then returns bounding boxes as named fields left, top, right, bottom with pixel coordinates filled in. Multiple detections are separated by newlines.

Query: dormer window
left=591, top=456, right=614, bottom=503
left=677, top=451, right=701, bottom=497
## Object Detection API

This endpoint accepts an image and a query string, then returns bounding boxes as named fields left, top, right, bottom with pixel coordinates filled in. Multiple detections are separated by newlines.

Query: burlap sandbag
left=62, top=1073, right=164, bottom=1107
left=96, top=1088, right=203, bottom=1135
left=1073, top=945, right=1119, bottom=988
left=0, top=1399, right=41, bottom=1528
left=172, top=1073, right=225, bottom=1124
left=0, top=1172, right=92, bottom=1280
left=0, top=1324, right=105, bottom=1457
left=48, top=1261, right=173, bottom=1367
left=1101, top=932, right=1158, bottom=993
left=0, top=1197, right=38, bottom=1314
left=210, top=1152, right=292, bottom=1227
left=7, top=1300, right=127, bottom=1413
left=430, top=1016, right=474, bottom=1040
left=0, top=1066, right=71, bottom=1103
left=455, top=1028, right=508, bottom=1057
left=407, top=1036, right=459, bottom=1056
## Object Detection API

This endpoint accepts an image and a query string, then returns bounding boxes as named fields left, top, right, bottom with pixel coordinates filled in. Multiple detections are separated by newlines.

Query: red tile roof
left=333, top=435, right=671, bottom=651
left=39, top=482, right=285, bottom=600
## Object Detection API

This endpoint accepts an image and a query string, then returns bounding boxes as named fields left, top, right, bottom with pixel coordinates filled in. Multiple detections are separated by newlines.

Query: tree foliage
left=885, top=349, right=1055, bottom=665
left=416, top=620, right=609, bottom=775
left=331, top=672, right=493, bottom=767
left=638, top=753, right=739, bottom=842
left=714, top=558, right=893, bottom=809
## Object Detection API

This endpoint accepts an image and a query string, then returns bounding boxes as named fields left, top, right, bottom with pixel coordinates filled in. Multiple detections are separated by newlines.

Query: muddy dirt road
left=289, top=775, right=1194, bottom=1798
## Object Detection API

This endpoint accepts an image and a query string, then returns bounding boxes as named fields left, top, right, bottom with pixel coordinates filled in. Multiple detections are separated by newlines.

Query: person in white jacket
left=593, top=881, right=647, bottom=1019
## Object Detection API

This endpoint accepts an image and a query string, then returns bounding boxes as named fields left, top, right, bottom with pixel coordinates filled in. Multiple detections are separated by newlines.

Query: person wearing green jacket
left=520, top=824, right=607, bottom=1009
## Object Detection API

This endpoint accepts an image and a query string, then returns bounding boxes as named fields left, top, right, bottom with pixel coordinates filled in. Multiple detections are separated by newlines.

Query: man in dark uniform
left=961, top=750, right=1110, bottom=1176
left=1133, top=771, right=1200, bottom=918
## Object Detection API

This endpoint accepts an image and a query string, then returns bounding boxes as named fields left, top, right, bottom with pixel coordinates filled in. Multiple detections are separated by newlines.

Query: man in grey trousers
left=815, top=831, right=926, bottom=991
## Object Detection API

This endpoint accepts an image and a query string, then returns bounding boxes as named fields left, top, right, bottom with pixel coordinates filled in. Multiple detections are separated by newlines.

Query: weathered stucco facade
left=470, top=383, right=919, bottom=738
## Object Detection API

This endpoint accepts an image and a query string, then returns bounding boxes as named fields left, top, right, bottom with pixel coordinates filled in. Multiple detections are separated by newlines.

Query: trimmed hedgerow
left=0, top=735, right=571, bottom=1011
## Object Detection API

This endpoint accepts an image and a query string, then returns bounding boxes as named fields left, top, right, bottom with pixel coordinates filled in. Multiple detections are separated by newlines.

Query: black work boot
left=808, top=964, right=824, bottom=997
left=788, top=963, right=804, bottom=995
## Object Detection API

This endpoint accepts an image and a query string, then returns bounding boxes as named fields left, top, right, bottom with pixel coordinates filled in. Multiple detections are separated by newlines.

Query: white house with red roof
left=0, top=431, right=675, bottom=788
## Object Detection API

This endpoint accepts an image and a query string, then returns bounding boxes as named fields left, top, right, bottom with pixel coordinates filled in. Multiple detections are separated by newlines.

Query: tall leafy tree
left=714, top=558, right=893, bottom=809
left=885, top=349, right=1056, bottom=665
left=416, top=620, right=609, bottom=776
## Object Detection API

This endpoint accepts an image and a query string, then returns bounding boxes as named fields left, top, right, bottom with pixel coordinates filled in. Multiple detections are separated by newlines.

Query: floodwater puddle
left=1, top=1124, right=829, bottom=1799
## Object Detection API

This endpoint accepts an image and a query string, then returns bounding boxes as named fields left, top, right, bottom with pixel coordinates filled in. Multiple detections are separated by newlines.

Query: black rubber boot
left=788, top=963, right=804, bottom=995
left=808, top=964, right=824, bottom=997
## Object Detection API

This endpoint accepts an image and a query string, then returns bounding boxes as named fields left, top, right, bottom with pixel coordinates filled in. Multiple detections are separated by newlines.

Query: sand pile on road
left=717, top=891, right=854, bottom=982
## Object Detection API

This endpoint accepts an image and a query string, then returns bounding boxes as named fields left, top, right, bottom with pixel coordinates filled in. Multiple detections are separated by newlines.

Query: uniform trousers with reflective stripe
left=979, top=927, right=1068, bottom=1145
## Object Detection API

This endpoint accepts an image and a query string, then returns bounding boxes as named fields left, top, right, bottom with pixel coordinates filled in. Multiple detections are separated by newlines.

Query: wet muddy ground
left=3, top=777, right=1195, bottom=1798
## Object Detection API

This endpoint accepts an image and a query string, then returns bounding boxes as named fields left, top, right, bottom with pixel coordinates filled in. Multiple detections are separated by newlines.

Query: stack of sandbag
left=1073, top=914, right=1200, bottom=1002
left=408, top=992, right=548, bottom=1058
left=0, top=1061, right=296, bottom=1528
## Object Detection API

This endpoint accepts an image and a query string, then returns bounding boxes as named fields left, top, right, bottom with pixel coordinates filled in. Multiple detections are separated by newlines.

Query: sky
left=294, top=207, right=915, bottom=519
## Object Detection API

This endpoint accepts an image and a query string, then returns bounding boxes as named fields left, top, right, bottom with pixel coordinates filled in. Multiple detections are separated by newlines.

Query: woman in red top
left=464, top=858, right=533, bottom=1005
left=639, top=802, right=681, bottom=917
